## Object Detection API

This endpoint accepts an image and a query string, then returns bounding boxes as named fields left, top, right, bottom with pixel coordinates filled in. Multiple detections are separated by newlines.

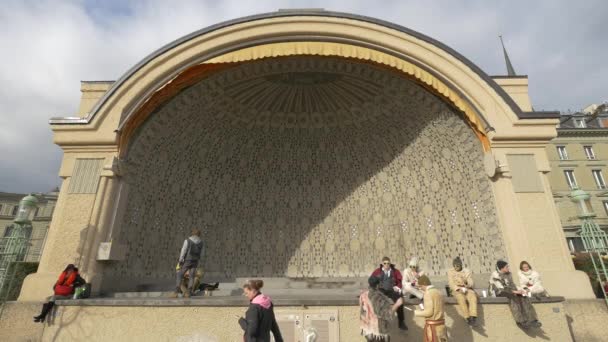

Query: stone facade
left=4, top=300, right=607, bottom=341
left=547, top=111, right=608, bottom=252
left=18, top=11, right=593, bottom=302
left=103, top=57, right=505, bottom=290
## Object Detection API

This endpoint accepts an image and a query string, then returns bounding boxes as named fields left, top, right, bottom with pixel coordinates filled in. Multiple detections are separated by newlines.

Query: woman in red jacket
left=33, top=264, right=84, bottom=323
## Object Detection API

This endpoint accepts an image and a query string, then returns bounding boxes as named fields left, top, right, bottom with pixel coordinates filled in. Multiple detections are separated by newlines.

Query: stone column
left=19, top=154, right=121, bottom=300
left=490, top=145, right=594, bottom=299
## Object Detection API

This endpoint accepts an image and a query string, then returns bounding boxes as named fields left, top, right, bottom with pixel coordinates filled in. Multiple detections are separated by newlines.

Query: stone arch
left=51, top=11, right=525, bottom=149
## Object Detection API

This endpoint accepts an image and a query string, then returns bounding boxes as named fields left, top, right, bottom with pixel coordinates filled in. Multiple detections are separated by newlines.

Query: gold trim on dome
left=204, top=41, right=489, bottom=150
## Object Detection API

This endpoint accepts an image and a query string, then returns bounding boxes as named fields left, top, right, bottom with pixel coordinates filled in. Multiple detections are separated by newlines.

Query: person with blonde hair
left=238, top=279, right=283, bottom=342
left=396, top=257, right=424, bottom=299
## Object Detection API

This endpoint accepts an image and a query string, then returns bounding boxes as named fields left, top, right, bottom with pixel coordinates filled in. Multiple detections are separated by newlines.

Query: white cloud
left=0, top=0, right=606, bottom=192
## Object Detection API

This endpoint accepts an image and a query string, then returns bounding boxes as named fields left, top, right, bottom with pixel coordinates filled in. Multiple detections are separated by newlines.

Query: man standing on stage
left=371, top=256, right=407, bottom=330
left=171, top=228, right=204, bottom=298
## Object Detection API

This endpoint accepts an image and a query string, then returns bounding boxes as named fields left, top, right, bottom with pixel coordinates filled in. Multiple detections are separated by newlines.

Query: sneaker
left=517, top=322, right=530, bottom=330
left=398, top=321, right=408, bottom=331
left=470, top=316, right=477, bottom=326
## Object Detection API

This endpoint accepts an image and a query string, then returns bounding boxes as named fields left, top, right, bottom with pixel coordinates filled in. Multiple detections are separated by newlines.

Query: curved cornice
left=49, top=10, right=539, bottom=125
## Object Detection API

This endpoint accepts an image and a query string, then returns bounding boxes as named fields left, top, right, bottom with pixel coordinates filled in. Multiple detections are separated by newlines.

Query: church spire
left=499, top=35, right=517, bottom=76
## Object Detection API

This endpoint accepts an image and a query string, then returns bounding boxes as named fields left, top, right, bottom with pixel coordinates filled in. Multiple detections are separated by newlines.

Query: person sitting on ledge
left=371, top=256, right=408, bottom=330
left=395, top=257, right=424, bottom=300
left=448, top=256, right=478, bottom=326
left=33, top=264, right=85, bottom=323
left=360, top=276, right=404, bottom=342
left=490, top=260, right=541, bottom=329
left=414, top=275, right=447, bottom=342
left=518, top=261, right=549, bottom=298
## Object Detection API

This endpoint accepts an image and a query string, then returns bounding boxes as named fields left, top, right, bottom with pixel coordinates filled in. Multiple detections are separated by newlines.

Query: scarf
left=359, top=289, right=394, bottom=340
left=56, top=271, right=77, bottom=287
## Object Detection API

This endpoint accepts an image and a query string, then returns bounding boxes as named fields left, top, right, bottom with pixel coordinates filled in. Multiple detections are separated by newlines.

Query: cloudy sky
left=0, top=0, right=606, bottom=194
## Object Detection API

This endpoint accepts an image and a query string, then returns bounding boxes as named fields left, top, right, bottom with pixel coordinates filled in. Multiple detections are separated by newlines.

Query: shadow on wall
left=101, top=57, right=503, bottom=292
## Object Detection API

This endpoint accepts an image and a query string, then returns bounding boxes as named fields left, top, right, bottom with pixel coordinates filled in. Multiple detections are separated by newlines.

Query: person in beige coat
left=447, top=257, right=478, bottom=326
left=414, top=275, right=447, bottom=342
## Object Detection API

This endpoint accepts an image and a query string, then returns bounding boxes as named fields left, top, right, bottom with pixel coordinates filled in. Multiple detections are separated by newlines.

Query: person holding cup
left=447, top=257, right=478, bottom=326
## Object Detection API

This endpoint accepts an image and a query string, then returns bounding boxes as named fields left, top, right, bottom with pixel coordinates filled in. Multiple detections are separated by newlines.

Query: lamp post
left=569, top=187, right=608, bottom=305
left=0, top=194, right=38, bottom=300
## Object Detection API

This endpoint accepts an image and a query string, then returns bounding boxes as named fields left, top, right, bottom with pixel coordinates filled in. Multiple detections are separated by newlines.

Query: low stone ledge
left=55, top=295, right=565, bottom=307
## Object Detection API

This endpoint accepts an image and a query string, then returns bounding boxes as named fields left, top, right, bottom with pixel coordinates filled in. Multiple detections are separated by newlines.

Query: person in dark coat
left=238, top=279, right=283, bottom=342
left=370, top=256, right=407, bottom=330
left=489, top=260, right=542, bottom=330
left=33, top=264, right=85, bottom=323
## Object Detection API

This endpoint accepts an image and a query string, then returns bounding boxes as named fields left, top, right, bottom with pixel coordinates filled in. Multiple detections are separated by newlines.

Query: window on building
left=574, top=118, right=586, bottom=128
left=34, top=208, right=39, bottom=218
left=584, top=146, right=596, bottom=160
left=567, top=237, right=586, bottom=253
left=603, top=201, right=608, bottom=215
left=557, top=146, right=568, bottom=160
left=11, top=206, right=18, bottom=216
left=0, top=204, right=3, bottom=215
left=593, top=170, right=606, bottom=189
left=564, top=170, right=577, bottom=189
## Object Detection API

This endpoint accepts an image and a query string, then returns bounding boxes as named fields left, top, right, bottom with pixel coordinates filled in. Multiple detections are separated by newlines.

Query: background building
left=0, top=191, right=57, bottom=262
left=548, top=103, right=608, bottom=252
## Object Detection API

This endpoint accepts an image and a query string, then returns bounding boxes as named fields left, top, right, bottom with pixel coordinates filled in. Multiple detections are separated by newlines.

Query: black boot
left=398, top=320, right=408, bottom=330
left=34, top=302, right=54, bottom=323
left=33, top=303, right=48, bottom=322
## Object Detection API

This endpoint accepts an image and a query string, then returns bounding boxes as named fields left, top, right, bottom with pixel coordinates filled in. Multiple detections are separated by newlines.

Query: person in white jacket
left=518, top=261, right=549, bottom=298
left=394, top=257, right=424, bottom=299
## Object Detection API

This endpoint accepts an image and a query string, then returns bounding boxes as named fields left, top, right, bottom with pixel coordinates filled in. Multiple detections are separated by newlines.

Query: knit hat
left=417, top=275, right=431, bottom=286
left=496, top=260, right=508, bottom=271
left=368, top=276, right=381, bottom=288
left=453, top=257, right=463, bottom=267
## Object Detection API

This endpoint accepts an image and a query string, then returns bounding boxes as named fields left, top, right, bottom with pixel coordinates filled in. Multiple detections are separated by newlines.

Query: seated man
left=448, top=257, right=478, bottom=326
left=371, top=256, right=408, bottom=330
left=518, top=261, right=549, bottom=298
left=414, top=275, right=447, bottom=342
left=490, top=260, right=542, bottom=329
left=397, top=257, right=424, bottom=300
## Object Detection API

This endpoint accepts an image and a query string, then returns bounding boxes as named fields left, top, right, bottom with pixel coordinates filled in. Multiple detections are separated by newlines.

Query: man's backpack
left=186, top=238, right=203, bottom=260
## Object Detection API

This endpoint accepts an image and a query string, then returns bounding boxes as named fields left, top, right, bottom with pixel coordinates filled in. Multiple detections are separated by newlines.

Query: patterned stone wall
left=106, top=57, right=505, bottom=286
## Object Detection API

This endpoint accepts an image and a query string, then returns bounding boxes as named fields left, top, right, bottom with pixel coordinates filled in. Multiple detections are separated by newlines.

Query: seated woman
left=397, top=257, right=424, bottom=299
left=33, top=264, right=85, bottom=323
left=518, top=261, right=549, bottom=298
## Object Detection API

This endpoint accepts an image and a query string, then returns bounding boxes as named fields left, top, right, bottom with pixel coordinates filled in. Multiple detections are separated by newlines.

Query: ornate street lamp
left=569, top=187, right=608, bottom=305
left=0, top=194, right=39, bottom=301
left=13, top=194, right=39, bottom=225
